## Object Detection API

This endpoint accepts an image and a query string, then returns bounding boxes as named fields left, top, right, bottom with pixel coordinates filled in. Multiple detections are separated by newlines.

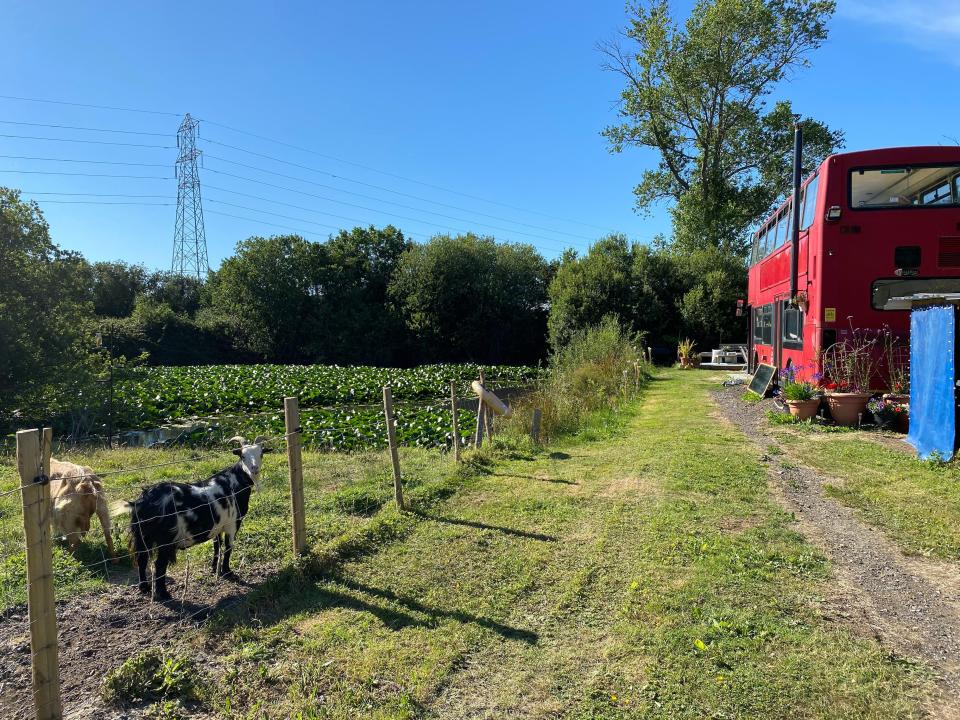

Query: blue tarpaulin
left=907, top=305, right=956, bottom=460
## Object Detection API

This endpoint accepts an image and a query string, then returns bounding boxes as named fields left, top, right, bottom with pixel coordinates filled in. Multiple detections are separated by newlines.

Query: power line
left=207, top=198, right=354, bottom=232
left=20, top=191, right=173, bottom=198
left=0, top=154, right=169, bottom=168
left=0, top=133, right=173, bottom=148
left=0, top=95, right=610, bottom=235
left=201, top=161, right=573, bottom=249
left=0, top=94, right=180, bottom=117
left=205, top=186, right=394, bottom=230
left=204, top=189, right=565, bottom=257
left=205, top=209, right=327, bottom=239
left=32, top=199, right=173, bottom=206
left=201, top=139, right=595, bottom=241
left=0, top=169, right=173, bottom=179
left=200, top=118, right=609, bottom=231
left=0, top=119, right=170, bottom=137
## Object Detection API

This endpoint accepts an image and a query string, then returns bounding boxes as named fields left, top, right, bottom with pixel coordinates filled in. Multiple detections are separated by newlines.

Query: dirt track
left=713, top=385, right=960, bottom=719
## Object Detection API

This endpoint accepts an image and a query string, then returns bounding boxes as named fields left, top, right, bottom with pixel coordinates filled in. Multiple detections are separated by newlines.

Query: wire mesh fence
left=0, top=371, right=530, bottom=719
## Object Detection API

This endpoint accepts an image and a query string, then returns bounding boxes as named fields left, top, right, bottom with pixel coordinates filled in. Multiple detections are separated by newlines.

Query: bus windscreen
left=851, top=165, right=960, bottom=209
left=873, top=277, right=960, bottom=309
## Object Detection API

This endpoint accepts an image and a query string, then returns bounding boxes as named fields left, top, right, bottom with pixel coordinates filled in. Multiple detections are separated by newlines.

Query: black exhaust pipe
left=790, top=124, right=802, bottom=303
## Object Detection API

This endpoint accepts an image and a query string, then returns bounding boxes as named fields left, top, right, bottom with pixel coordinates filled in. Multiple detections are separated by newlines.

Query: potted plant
left=778, top=365, right=821, bottom=420
left=821, top=329, right=876, bottom=426
left=792, top=290, right=809, bottom=314
left=869, top=397, right=909, bottom=434
left=677, top=338, right=696, bottom=369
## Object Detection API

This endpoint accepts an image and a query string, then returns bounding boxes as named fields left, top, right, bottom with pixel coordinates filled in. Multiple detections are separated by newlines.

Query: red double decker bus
left=747, top=144, right=960, bottom=373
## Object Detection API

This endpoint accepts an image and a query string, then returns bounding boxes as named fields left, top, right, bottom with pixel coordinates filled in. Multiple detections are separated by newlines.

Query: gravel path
left=713, top=385, right=960, bottom=719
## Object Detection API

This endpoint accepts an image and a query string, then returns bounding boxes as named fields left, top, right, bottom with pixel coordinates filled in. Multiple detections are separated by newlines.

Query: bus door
left=773, top=293, right=790, bottom=369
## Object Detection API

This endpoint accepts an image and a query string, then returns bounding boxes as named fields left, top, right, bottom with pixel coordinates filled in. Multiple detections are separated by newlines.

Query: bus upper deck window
left=851, top=164, right=960, bottom=209
left=801, top=175, right=819, bottom=230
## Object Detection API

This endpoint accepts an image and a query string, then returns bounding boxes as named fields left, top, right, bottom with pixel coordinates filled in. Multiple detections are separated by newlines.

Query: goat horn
left=253, top=435, right=268, bottom=445
left=227, top=435, right=247, bottom=446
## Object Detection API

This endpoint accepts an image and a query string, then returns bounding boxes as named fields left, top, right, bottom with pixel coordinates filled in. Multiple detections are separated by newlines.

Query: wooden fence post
left=18, top=427, right=62, bottom=720
left=450, top=381, right=461, bottom=463
left=531, top=409, right=542, bottom=444
left=382, top=387, right=404, bottom=509
left=284, top=397, right=307, bottom=556
left=474, top=369, right=485, bottom=448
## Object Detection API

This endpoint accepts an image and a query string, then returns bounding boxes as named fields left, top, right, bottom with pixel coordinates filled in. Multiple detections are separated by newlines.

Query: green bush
left=503, top=317, right=648, bottom=442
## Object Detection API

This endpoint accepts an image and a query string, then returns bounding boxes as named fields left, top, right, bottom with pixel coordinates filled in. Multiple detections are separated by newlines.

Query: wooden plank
left=531, top=408, right=542, bottom=444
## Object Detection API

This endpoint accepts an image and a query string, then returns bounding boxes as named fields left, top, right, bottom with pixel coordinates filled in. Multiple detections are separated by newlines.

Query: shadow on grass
left=409, top=509, right=557, bottom=542
left=548, top=452, right=571, bottom=460
left=493, top=473, right=577, bottom=486
left=318, top=574, right=539, bottom=644
left=206, top=552, right=538, bottom=645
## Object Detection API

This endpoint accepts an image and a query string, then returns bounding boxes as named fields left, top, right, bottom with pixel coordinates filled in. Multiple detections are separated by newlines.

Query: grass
left=1, top=370, right=933, bottom=717
left=190, top=370, right=923, bottom=718
left=772, top=426, right=960, bottom=559
left=0, top=444, right=464, bottom=610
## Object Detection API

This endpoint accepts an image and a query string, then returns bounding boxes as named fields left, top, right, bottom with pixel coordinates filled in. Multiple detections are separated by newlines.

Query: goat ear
left=232, top=448, right=242, bottom=457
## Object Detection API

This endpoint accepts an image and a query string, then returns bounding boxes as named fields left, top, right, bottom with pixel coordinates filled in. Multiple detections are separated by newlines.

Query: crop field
left=99, top=363, right=542, bottom=451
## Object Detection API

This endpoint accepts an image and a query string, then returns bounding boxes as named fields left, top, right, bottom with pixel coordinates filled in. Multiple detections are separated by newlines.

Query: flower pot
left=825, top=393, right=871, bottom=426
left=895, top=411, right=909, bottom=434
left=680, top=357, right=691, bottom=369
left=883, top=393, right=909, bottom=406
left=786, top=398, right=820, bottom=421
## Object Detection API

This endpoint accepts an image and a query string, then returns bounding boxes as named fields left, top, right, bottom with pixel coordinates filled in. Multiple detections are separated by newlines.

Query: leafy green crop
left=107, top=363, right=537, bottom=452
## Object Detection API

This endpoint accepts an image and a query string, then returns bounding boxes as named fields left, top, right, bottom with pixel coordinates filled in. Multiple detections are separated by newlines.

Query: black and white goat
left=121, top=435, right=268, bottom=601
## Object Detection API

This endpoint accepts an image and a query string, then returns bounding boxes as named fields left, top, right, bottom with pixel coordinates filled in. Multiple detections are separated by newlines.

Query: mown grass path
left=219, top=371, right=927, bottom=719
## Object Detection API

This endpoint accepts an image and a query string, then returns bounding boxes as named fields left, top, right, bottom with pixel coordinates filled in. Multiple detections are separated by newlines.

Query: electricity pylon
left=171, top=113, right=208, bottom=279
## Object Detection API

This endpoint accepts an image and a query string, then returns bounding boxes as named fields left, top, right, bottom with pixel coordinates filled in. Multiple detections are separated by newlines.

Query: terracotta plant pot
left=825, top=393, right=871, bottom=426
left=679, top=357, right=691, bottom=368
left=786, top=398, right=821, bottom=421
left=883, top=393, right=909, bottom=406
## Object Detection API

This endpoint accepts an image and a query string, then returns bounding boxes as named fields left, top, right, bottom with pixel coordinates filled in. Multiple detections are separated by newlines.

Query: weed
left=102, top=648, right=207, bottom=706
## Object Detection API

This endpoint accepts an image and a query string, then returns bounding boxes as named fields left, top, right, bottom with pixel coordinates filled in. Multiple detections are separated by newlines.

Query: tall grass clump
left=503, top=317, right=649, bottom=443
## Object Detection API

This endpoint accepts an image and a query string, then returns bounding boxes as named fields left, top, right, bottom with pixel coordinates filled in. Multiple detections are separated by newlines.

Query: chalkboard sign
left=749, top=363, right=777, bottom=397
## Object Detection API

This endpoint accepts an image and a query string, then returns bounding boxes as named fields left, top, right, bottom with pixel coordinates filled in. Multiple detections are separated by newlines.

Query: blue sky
left=1, top=0, right=957, bottom=269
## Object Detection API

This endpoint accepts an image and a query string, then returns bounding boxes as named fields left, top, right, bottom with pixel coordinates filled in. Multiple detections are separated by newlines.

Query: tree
left=547, top=235, right=636, bottom=349
left=145, top=272, right=204, bottom=317
left=207, top=235, right=327, bottom=361
left=674, top=246, right=747, bottom=345
left=90, top=261, right=148, bottom=317
left=390, top=234, right=550, bottom=364
left=601, top=0, right=843, bottom=256
left=319, top=225, right=412, bottom=365
left=0, top=188, right=100, bottom=420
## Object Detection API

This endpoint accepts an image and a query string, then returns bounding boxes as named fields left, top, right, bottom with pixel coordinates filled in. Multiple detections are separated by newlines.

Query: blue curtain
left=907, top=305, right=956, bottom=460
